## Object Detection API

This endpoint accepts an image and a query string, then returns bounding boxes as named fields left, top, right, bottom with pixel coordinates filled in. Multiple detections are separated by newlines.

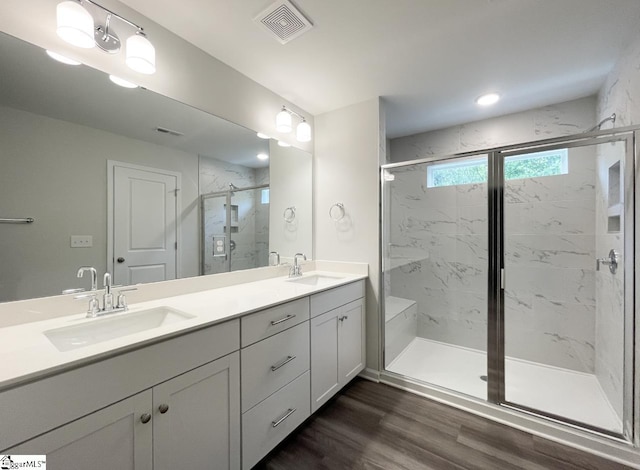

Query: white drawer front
left=310, top=280, right=365, bottom=318
left=241, top=321, right=309, bottom=412
left=242, top=371, right=310, bottom=470
left=241, top=297, right=310, bottom=347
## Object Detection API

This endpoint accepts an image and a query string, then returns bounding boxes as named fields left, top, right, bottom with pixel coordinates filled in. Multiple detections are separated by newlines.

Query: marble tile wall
left=200, top=156, right=269, bottom=274
left=390, top=96, right=596, bottom=162
left=593, top=29, right=640, bottom=417
left=386, top=97, right=599, bottom=373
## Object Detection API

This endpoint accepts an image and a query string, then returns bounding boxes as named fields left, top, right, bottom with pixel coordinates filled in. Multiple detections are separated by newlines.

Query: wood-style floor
left=257, top=378, right=633, bottom=470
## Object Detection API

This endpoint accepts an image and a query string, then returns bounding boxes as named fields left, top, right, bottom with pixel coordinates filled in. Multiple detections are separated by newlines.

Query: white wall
left=0, top=106, right=199, bottom=302
left=314, top=98, right=385, bottom=371
left=0, top=0, right=312, bottom=153
left=269, top=143, right=313, bottom=259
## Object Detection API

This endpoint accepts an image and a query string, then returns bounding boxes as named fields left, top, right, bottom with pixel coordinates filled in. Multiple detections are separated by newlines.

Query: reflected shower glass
left=383, top=155, right=488, bottom=400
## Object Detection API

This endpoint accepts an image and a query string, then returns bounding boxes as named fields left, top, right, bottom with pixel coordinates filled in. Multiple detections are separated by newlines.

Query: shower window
left=427, top=149, right=568, bottom=188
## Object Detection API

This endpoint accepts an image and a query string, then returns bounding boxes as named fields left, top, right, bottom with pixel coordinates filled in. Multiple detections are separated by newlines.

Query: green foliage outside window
left=427, top=150, right=567, bottom=188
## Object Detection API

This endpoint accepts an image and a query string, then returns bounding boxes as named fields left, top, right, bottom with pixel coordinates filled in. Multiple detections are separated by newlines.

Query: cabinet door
left=339, top=298, right=365, bottom=384
left=310, top=309, right=340, bottom=413
left=153, top=352, right=240, bottom=470
left=6, top=391, right=152, bottom=470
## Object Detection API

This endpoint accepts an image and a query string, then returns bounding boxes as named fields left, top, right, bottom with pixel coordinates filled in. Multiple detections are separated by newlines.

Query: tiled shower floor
left=387, top=337, right=622, bottom=433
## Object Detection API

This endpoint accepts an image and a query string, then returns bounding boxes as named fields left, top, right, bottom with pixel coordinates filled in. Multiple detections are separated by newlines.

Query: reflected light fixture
left=476, top=92, right=501, bottom=106
left=276, top=105, right=312, bottom=142
left=256, top=132, right=270, bottom=139
left=109, top=75, right=138, bottom=88
left=257, top=153, right=269, bottom=160
left=46, top=50, right=82, bottom=65
left=55, top=0, right=156, bottom=74
left=277, top=140, right=291, bottom=147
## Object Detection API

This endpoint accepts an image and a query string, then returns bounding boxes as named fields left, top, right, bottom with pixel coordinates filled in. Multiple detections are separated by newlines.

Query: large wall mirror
left=0, top=31, right=312, bottom=303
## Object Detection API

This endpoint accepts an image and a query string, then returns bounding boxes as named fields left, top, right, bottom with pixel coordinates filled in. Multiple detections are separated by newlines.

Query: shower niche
left=607, top=160, right=621, bottom=233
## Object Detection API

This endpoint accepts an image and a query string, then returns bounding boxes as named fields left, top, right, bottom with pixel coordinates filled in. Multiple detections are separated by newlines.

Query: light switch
left=71, top=235, right=93, bottom=248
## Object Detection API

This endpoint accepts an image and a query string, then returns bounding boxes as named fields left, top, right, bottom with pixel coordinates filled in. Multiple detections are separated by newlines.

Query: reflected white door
left=112, top=164, right=179, bottom=285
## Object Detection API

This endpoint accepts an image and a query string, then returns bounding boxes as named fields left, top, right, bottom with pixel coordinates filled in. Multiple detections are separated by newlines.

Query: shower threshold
left=386, top=337, right=622, bottom=433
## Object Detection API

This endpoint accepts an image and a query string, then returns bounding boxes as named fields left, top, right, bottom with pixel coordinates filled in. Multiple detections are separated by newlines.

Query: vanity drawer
left=242, top=371, right=310, bottom=470
left=241, top=297, right=309, bottom=347
left=310, top=279, right=365, bottom=318
left=241, top=321, right=309, bottom=412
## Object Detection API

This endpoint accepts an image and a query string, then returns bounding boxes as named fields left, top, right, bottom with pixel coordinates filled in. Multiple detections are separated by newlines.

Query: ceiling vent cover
left=254, top=0, right=313, bottom=44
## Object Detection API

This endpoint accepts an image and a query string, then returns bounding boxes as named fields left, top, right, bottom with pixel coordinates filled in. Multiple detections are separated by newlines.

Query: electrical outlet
left=70, top=235, right=93, bottom=248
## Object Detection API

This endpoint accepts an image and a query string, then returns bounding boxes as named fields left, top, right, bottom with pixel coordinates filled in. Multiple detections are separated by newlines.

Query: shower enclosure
left=381, top=129, right=635, bottom=440
left=200, top=183, right=270, bottom=274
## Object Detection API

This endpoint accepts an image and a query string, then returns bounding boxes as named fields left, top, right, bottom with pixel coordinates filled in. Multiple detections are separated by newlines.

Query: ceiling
left=118, top=0, right=640, bottom=139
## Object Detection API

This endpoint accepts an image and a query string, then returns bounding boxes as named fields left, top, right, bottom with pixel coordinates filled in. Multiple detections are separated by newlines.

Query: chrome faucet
left=75, top=272, right=137, bottom=318
left=77, top=266, right=98, bottom=291
left=290, top=253, right=307, bottom=277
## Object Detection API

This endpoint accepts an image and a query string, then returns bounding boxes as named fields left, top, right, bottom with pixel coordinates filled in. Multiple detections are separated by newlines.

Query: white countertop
left=0, top=269, right=366, bottom=391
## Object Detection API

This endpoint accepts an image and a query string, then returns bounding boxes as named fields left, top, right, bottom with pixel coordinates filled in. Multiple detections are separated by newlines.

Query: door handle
left=117, top=257, right=125, bottom=263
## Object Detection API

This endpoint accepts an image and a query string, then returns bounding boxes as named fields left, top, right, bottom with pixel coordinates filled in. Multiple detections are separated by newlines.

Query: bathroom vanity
left=0, top=268, right=366, bottom=470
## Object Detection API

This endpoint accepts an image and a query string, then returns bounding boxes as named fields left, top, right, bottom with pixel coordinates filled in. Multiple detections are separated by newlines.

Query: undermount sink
left=286, top=274, right=344, bottom=286
left=44, top=307, right=196, bottom=352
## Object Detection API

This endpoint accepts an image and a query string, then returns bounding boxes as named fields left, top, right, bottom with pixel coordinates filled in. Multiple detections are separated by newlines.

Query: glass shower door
left=382, top=155, right=488, bottom=400
left=499, top=136, right=633, bottom=437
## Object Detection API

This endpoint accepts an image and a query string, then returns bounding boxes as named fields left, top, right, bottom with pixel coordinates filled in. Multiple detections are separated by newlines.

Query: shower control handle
left=596, top=249, right=618, bottom=274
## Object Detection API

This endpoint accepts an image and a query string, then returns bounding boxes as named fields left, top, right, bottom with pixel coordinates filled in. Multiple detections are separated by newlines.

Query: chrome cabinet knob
left=140, top=413, right=151, bottom=424
left=158, top=403, right=169, bottom=414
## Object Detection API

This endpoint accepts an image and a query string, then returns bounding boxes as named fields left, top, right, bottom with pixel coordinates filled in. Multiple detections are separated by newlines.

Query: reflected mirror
left=0, top=31, right=312, bottom=302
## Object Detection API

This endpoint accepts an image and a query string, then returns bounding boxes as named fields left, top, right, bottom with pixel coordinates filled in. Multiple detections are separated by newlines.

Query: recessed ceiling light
left=476, top=92, right=500, bottom=106
left=257, top=153, right=269, bottom=160
left=46, top=50, right=81, bottom=65
left=109, top=75, right=138, bottom=88
left=277, top=141, right=291, bottom=147
left=256, top=132, right=270, bottom=139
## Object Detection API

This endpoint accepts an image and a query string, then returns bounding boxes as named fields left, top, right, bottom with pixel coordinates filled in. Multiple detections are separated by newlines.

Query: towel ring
left=283, top=206, right=296, bottom=223
left=329, top=202, right=345, bottom=221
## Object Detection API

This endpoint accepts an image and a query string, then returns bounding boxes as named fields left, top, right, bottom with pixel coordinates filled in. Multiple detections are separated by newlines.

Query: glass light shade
left=257, top=153, right=269, bottom=160
left=46, top=50, right=82, bottom=65
left=296, top=120, right=311, bottom=142
left=276, top=110, right=292, bottom=133
left=126, top=34, right=156, bottom=74
left=109, top=75, right=138, bottom=88
left=56, top=1, right=95, bottom=49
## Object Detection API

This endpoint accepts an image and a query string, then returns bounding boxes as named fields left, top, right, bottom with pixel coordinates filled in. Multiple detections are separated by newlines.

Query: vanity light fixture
left=277, top=140, right=291, bottom=147
left=476, top=92, right=501, bottom=106
left=46, top=50, right=82, bottom=65
left=257, top=153, right=269, bottom=161
left=109, top=75, right=138, bottom=88
left=276, top=105, right=312, bottom=142
left=55, top=0, right=156, bottom=74
left=256, top=132, right=270, bottom=139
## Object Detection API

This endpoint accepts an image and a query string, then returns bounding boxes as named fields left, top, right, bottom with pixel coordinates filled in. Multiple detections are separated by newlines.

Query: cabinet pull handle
left=339, top=315, right=349, bottom=322
left=158, top=403, right=169, bottom=414
left=140, top=413, right=151, bottom=424
left=270, top=355, right=296, bottom=371
left=271, top=314, right=296, bottom=326
left=272, top=408, right=296, bottom=428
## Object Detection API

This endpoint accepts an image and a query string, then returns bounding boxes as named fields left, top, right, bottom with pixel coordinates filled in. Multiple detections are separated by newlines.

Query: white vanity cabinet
left=310, top=281, right=365, bottom=412
left=2, top=320, right=241, bottom=470
left=6, top=353, right=240, bottom=470
left=240, top=298, right=311, bottom=470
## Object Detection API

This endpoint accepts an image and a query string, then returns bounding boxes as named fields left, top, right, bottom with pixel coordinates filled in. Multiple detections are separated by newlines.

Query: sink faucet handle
left=116, top=286, right=137, bottom=309
left=269, top=251, right=281, bottom=266
left=74, top=292, right=101, bottom=317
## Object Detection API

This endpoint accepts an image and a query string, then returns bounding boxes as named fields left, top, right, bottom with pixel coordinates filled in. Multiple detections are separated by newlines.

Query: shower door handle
left=596, top=249, right=618, bottom=274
